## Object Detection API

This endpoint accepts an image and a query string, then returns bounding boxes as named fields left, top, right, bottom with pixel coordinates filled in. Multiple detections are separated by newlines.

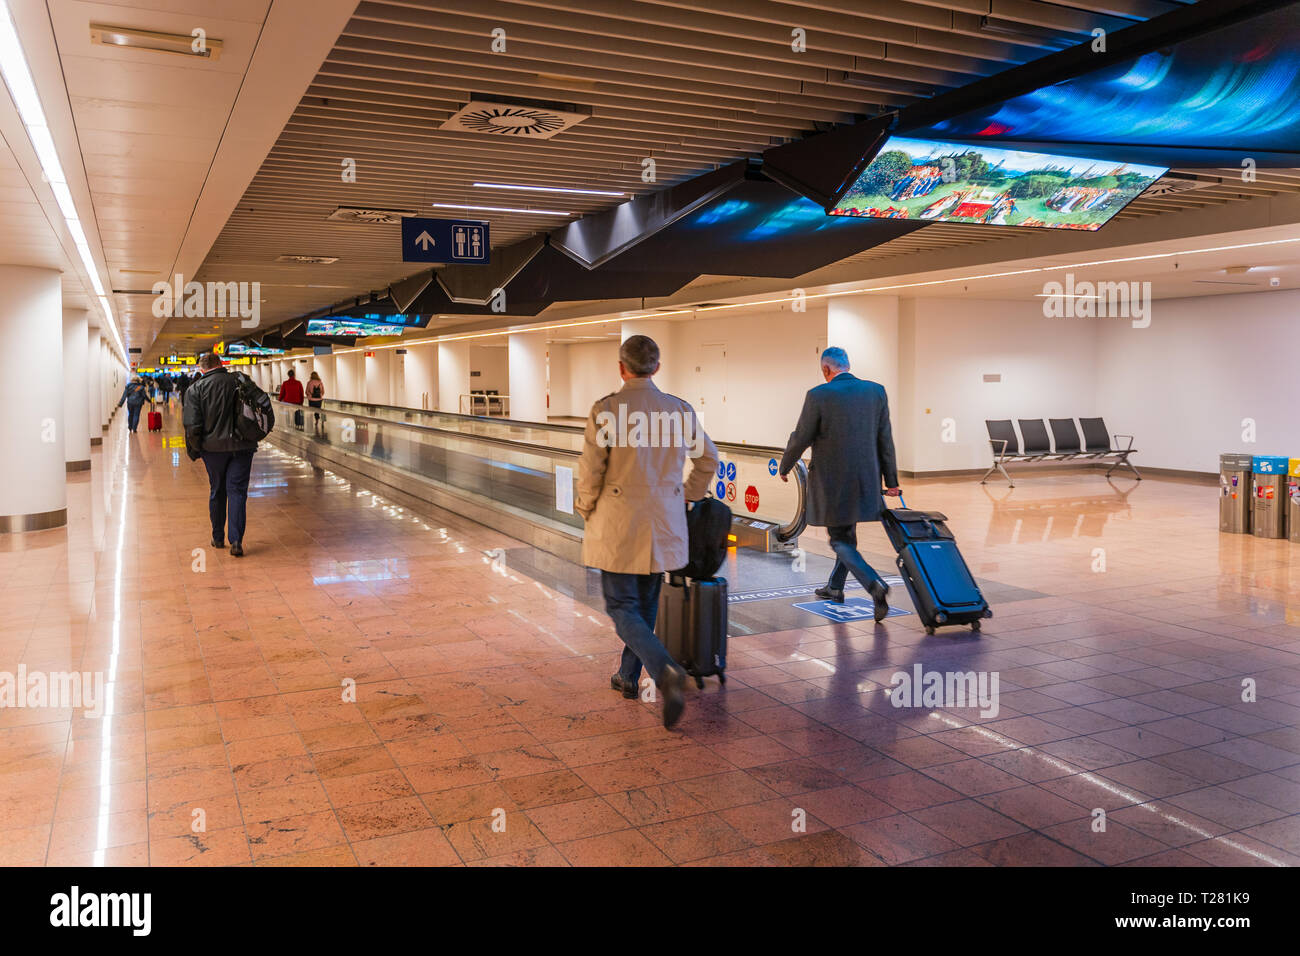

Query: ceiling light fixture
left=472, top=182, right=624, bottom=197
left=0, top=1, right=124, bottom=356
left=432, top=203, right=571, bottom=216
left=89, top=23, right=222, bottom=60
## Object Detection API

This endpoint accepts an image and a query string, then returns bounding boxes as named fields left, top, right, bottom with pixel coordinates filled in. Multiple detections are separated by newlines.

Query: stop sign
left=744, top=485, right=760, bottom=513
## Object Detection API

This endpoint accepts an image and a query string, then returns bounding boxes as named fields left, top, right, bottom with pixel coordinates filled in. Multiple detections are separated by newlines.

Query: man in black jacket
left=184, top=353, right=260, bottom=557
left=778, top=347, right=901, bottom=623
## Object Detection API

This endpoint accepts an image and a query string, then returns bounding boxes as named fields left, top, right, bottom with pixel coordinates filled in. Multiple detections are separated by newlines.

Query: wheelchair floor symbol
left=792, top=597, right=912, bottom=622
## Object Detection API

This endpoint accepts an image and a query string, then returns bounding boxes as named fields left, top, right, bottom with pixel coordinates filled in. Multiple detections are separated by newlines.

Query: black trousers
left=825, top=524, right=885, bottom=593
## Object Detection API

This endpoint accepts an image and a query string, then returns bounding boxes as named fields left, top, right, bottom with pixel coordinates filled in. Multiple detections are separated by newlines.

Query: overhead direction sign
left=401, top=217, right=490, bottom=264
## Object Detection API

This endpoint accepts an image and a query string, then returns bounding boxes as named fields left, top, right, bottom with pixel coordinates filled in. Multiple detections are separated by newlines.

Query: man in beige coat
left=577, top=335, right=719, bottom=728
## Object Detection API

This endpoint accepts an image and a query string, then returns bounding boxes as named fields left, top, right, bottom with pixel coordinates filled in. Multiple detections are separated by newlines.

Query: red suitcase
left=147, top=410, right=162, bottom=432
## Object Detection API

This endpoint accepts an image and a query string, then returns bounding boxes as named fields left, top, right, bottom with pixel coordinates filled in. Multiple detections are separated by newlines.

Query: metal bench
left=981, top=417, right=1140, bottom=486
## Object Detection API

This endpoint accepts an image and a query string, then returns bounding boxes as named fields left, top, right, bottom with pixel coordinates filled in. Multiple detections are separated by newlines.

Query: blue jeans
left=125, top=403, right=143, bottom=431
left=201, top=450, right=254, bottom=544
left=601, top=571, right=671, bottom=685
left=826, top=524, right=886, bottom=593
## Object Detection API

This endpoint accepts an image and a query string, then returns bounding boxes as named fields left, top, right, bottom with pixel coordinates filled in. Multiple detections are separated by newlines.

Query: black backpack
left=674, top=496, right=732, bottom=580
left=231, top=371, right=274, bottom=442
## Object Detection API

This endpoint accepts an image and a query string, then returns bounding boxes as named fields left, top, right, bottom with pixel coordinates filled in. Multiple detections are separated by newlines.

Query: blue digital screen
left=907, top=6, right=1300, bottom=161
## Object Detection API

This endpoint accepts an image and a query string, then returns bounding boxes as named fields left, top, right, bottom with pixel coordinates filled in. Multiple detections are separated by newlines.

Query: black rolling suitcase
left=656, top=574, right=727, bottom=687
left=880, top=497, right=991, bottom=635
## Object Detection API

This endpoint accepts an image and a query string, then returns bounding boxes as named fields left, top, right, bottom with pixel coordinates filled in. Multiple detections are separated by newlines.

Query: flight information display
left=829, top=136, right=1166, bottom=230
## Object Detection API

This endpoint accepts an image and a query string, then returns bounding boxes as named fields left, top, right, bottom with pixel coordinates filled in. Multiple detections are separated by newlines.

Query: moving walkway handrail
left=777, top=460, right=808, bottom=545
left=268, top=398, right=580, bottom=459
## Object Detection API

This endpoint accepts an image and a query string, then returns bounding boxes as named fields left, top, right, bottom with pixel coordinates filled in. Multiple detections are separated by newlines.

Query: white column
left=63, top=309, right=90, bottom=471
left=438, top=340, right=470, bottom=413
left=365, top=348, right=393, bottom=405
left=619, top=319, right=677, bottom=394
left=402, top=343, right=437, bottom=410
left=827, top=295, right=899, bottom=402
left=547, top=343, right=571, bottom=418
left=0, top=266, right=66, bottom=531
left=508, top=330, right=548, bottom=422
left=87, top=324, right=103, bottom=446
left=312, top=353, right=335, bottom=398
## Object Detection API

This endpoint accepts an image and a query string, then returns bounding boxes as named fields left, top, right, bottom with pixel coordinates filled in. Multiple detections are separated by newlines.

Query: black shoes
left=229, top=542, right=244, bottom=558
left=867, top=580, right=891, bottom=623
left=610, top=674, right=639, bottom=700
left=657, top=665, right=686, bottom=729
left=211, top=536, right=224, bottom=549
left=815, top=585, right=845, bottom=603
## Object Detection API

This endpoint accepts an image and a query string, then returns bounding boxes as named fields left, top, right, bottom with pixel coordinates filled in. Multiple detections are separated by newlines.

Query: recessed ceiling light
left=472, top=182, right=623, bottom=197
left=432, top=203, right=571, bottom=216
left=277, top=254, right=339, bottom=264
left=90, top=23, right=223, bottom=60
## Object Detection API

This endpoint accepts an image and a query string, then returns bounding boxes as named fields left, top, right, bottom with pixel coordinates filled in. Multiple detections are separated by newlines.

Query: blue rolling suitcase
left=881, top=498, right=991, bottom=635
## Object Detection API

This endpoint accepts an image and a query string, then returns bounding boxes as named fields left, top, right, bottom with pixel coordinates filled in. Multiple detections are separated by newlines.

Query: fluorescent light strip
left=0, top=0, right=124, bottom=358
left=472, top=182, right=625, bottom=197
left=432, top=202, right=571, bottom=216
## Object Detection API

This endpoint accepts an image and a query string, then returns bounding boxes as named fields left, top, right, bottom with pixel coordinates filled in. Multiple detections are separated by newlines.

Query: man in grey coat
left=778, top=347, right=901, bottom=622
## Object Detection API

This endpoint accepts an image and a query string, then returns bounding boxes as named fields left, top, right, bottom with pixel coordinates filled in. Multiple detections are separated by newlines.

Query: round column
left=0, top=266, right=67, bottom=531
left=87, top=323, right=103, bottom=446
left=508, top=330, right=548, bottom=422
left=63, top=309, right=90, bottom=471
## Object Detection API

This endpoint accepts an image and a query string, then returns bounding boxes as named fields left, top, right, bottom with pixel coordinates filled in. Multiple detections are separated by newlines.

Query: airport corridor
left=2, top=403, right=1298, bottom=868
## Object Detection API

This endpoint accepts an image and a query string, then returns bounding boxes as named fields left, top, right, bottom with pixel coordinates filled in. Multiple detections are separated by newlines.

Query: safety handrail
left=776, top=460, right=808, bottom=544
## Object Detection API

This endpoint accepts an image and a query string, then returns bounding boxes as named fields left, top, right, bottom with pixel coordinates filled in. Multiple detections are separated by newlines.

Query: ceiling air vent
left=1143, top=175, right=1217, bottom=197
left=327, top=206, right=416, bottom=225
left=277, top=254, right=338, bottom=264
left=441, top=97, right=590, bottom=139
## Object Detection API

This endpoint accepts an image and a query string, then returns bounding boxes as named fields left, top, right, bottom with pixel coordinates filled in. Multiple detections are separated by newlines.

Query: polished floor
left=1, top=404, right=1298, bottom=866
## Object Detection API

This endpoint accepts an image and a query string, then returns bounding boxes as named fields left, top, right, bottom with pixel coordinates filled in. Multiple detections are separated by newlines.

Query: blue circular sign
left=715, top=480, right=726, bottom=499
left=726, top=461, right=737, bottom=481
left=768, top=458, right=778, bottom=476
left=717, top=461, right=726, bottom=478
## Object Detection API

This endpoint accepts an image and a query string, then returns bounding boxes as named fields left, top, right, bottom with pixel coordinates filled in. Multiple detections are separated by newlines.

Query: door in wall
left=695, top=343, right=727, bottom=436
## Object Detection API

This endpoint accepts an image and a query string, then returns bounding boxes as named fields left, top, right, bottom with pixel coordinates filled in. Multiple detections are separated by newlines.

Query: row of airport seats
left=982, top=417, right=1140, bottom=487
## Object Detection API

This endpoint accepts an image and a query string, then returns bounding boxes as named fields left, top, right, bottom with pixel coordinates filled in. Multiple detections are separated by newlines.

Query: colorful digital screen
left=829, top=136, right=1167, bottom=231
left=306, top=318, right=406, bottom=337
left=226, top=343, right=285, bottom=356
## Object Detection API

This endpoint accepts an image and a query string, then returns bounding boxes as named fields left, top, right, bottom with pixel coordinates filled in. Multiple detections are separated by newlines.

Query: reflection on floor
left=0, top=408, right=1297, bottom=867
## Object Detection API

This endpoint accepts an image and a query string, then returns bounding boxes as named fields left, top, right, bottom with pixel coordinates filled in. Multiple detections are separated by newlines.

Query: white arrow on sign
left=414, top=230, right=435, bottom=251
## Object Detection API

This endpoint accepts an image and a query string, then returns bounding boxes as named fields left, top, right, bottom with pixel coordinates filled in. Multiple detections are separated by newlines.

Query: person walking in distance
left=778, top=347, right=901, bottom=622
left=183, top=353, right=264, bottom=557
left=306, top=371, right=325, bottom=435
left=576, top=334, right=719, bottom=728
left=117, top=376, right=150, bottom=433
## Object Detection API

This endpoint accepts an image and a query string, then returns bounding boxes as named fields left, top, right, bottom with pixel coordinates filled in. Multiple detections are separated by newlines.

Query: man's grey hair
left=620, top=334, right=660, bottom=377
left=198, top=352, right=222, bottom=371
left=821, top=346, right=850, bottom=372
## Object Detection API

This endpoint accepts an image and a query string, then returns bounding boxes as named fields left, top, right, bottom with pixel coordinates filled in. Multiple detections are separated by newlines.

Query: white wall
left=335, top=352, right=362, bottom=402
left=565, top=341, right=621, bottom=419
left=897, top=297, right=1098, bottom=473
left=470, top=344, right=508, bottom=394
left=547, top=344, right=571, bottom=418
left=509, top=331, right=548, bottom=422
left=1096, top=289, right=1300, bottom=472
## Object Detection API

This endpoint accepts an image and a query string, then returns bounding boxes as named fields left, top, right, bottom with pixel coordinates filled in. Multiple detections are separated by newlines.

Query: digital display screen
left=226, top=343, right=285, bottom=356
left=906, top=5, right=1300, bottom=163
left=306, top=318, right=406, bottom=337
left=830, top=137, right=1166, bottom=230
